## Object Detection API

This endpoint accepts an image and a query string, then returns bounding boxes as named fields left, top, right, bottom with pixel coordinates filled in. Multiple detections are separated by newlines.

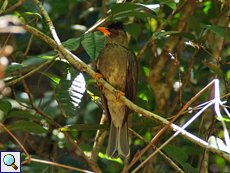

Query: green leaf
left=156, top=0, right=176, bottom=10
left=183, top=163, right=199, bottom=173
left=200, top=23, right=230, bottom=41
left=138, top=93, right=148, bottom=102
left=215, top=155, right=226, bottom=168
left=111, top=2, right=158, bottom=15
left=2, top=120, right=48, bottom=133
left=111, top=3, right=142, bottom=14
left=226, top=70, right=230, bottom=80
left=60, top=124, right=108, bottom=131
left=81, top=31, right=104, bottom=59
left=164, top=1, right=176, bottom=11
left=7, top=110, right=51, bottom=123
left=216, top=115, right=230, bottom=122
left=162, top=144, right=188, bottom=166
left=117, top=11, right=157, bottom=18
left=125, top=23, right=141, bottom=40
left=202, top=60, right=224, bottom=78
left=187, top=15, right=202, bottom=36
left=4, top=76, right=19, bottom=82
left=20, top=12, right=42, bottom=19
left=27, top=56, right=61, bottom=61
left=55, top=67, right=87, bottom=118
left=41, top=17, right=49, bottom=33
left=36, top=56, right=55, bottom=60
left=39, top=72, right=61, bottom=84
left=62, top=37, right=81, bottom=51
left=134, top=116, right=159, bottom=129
left=5, top=63, right=27, bottom=73
left=153, top=31, right=180, bottom=39
left=0, top=100, right=12, bottom=114
left=171, top=32, right=196, bottom=41
left=111, top=3, right=158, bottom=19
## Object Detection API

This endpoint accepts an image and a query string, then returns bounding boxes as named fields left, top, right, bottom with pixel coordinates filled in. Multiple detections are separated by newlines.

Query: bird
left=96, top=22, right=138, bottom=159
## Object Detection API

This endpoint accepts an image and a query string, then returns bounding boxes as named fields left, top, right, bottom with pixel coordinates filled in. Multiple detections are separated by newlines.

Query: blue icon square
left=0, top=151, right=21, bottom=173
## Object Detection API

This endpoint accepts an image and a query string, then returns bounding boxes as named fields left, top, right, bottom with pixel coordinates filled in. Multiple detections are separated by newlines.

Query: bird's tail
left=106, top=121, right=130, bottom=159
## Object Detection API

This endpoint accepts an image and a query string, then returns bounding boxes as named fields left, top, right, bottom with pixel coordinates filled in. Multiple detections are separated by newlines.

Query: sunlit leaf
left=37, top=56, right=55, bottom=60
left=39, top=71, right=61, bottom=84
left=60, top=124, right=108, bottom=131
left=55, top=67, right=87, bottom=118
left=98, top=152, right=123, bottom=163
left=87, top=90, right=100, bottom=100
left=21, top=12, right=42, bottom=19
left=153, top=31, right=180, bottom=39
left=215, top=155, right=226, bottom=168
left=216, top=115, right=230, bottom=122
left=208, top=136, right=230, bottom=154
left=138, top=93, right=148, bottom=102
left=143, top=67, right=149, bottom=76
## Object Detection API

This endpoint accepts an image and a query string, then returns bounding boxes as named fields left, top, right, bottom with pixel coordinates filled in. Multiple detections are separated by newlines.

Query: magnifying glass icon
left=3, top=154, right=18, bottom=170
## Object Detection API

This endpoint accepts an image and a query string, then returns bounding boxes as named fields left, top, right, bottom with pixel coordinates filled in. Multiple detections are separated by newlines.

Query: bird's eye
left=113, top=31, right=119, bottom=35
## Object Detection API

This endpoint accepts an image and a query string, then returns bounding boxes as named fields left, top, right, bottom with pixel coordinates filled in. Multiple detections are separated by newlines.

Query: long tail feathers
left=106, top=122, right=130, bottom=159
left=107, top=121, right=118, bottom=158
left=118, top=122, right=130, bottom=157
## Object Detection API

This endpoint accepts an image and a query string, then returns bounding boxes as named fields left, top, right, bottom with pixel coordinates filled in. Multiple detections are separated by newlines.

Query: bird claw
left=116, top=90, right=125, bottom=102
left=93, top=73, right=103, bottom=86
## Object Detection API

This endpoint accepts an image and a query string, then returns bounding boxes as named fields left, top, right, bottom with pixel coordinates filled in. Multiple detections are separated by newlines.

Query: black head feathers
left=107, top=22, right=124, bottom=31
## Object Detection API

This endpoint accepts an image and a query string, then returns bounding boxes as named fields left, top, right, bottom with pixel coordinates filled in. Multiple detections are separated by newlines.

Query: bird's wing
left=124, top=51, right=138, bottom=122
left=96, top=58, right=111, bottom=125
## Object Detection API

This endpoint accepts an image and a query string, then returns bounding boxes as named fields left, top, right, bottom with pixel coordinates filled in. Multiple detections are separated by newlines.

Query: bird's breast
left=97, top=44, right=128, bottom=91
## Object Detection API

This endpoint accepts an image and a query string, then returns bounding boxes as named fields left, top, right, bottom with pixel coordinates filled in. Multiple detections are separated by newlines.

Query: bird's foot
left=80, top=67, right=87, bottom=71
left=116, top=90, right=125, bottom=102
left=93, top=73, right=103, bottom=86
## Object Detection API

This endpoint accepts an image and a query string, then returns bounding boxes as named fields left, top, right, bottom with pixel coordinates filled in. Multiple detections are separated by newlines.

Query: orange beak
left=97, top=27, right=111, bottom=35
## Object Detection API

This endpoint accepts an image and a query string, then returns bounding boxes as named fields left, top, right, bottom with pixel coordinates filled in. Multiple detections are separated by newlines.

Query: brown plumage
left=96, top=22, right=138, bottom=158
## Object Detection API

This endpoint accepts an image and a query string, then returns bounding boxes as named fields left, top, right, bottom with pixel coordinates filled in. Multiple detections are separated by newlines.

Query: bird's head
left=97, top=22, right=128, bottom=48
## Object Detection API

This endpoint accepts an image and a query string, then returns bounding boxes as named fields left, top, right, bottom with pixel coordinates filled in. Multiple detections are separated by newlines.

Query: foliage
left=0, top=0, right=230, bottom=172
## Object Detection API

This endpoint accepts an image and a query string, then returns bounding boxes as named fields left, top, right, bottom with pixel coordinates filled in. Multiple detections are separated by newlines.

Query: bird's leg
left=116, top=90, right=125, bottom=102
left=80, top=67, right=87, bottom=71
left=93, top=73, right=103, bottom=86
left=93, top=73, right=106, bottom=92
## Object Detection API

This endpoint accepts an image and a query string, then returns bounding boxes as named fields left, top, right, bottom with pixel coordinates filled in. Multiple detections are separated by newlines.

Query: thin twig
left=90, top=113, right=107, bottom=163
left=0, top=123, right=30, bottom=157
left=6, top=55, right=58, bottom=87
left=0, top=0, right=27, bottom=15
left=25, top=157, right=94, bottom=173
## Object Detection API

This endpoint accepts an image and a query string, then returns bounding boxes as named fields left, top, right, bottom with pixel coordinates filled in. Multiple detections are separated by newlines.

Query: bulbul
left=96, top=22, right=138, bottom=158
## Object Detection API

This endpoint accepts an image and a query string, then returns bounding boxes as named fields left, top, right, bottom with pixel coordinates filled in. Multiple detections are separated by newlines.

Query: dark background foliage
left=0, top=0, right=230, bottom=172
